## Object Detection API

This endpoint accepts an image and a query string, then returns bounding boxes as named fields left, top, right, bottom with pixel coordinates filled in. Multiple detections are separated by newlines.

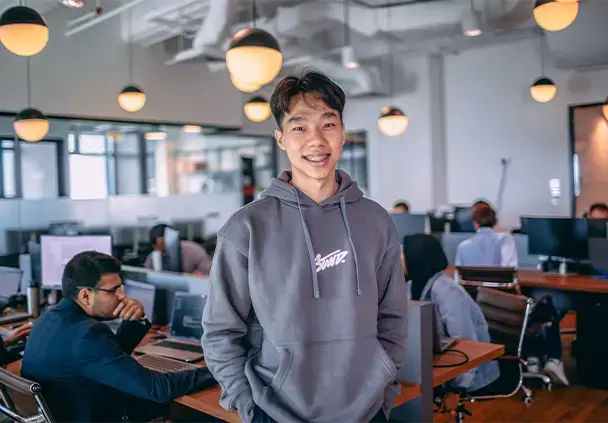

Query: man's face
left=393, top=205, right=408, bottom=214
left=153, top=236, right=166, bottom=253
left=79, top=273, right=126, bottom=320
left=275, top=93, right=345, bottom=183
left=590, top=209, right=608, bottom=219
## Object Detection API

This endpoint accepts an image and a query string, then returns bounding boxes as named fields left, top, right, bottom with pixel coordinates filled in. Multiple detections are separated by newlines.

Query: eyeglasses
left=77, top=285, right=124, bottom=295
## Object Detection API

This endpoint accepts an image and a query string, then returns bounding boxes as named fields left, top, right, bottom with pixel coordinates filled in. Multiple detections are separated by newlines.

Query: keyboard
left=137, top=354, right=200, bottom=373
left=155, top=340, right=203, bottom=353
left=0, top=312, right=30, bottom=325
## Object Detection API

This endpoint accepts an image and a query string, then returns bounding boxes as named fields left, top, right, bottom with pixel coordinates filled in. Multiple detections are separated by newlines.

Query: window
left=68, top=132, right=144, bottom=198
left=0, top=140, right=16, bottom=198
left=338, top=131, right=368, bottom=193
left=21, top=142, right=59, bottom=199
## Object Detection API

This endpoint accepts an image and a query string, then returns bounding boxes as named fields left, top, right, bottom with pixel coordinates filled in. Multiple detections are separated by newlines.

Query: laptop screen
left=169, top=292, right=206, bottom=340
left=0, top=267, right=22, bottom=300
left=124, top=280, right=156, bottom=322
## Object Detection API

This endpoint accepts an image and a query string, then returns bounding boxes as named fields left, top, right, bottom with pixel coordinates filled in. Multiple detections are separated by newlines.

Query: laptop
left=433, top=305, right=456, bottom=354
left=135, top=292, right=205, bottom=362
left=107, top=280, right=157, bottom=332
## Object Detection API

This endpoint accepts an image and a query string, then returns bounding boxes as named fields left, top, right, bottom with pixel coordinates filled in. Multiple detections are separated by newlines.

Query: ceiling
left=4, top=0, right=608, bottom=96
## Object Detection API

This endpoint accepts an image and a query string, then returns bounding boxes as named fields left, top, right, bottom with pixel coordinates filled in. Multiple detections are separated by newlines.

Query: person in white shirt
left=455, top=204, right=569, bottom=386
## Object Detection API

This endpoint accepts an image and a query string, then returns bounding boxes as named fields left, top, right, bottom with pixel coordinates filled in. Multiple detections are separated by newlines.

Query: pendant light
left=59, top=0, right=86, bottom=7
left=341, top=0, right=359, bottom=69
left=377, top=0, right=407, bottom=137
left=244, top=96, right=271, bottom=122
left=533, top=0, right=578, bottom=32
left=118, top=9, right=146, bottom=113
left=14, top=57, right=49, bottom=142
left=530, top=35, right=556, bottom=103
left=230, top=73, right=260, bottom=93
left=0, top=3, right=48, bottom=57
left=226, top=0, right=282, bottom=87
left=603, top=96, right=608, bottom=121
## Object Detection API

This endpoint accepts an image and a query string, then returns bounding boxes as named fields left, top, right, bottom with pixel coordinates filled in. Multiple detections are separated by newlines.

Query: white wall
left=343, top=56, right=436, bottom=213
left=345, top=38, right=608, bottom=229
left=0, top=1, right=241, bottom=128
left=444, top=38, right=608, bottom=228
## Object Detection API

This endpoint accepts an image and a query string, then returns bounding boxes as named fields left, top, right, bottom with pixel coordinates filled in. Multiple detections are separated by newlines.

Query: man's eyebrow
left=321, top=111, right=339, bottom=118
left=286, top=115, right=307, bottom=124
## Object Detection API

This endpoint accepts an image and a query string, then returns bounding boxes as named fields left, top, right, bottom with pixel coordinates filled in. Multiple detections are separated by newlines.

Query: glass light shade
left=60, top=0, right=86, bottom=7
left=533, top=0, right=578, bottom=32
left=0, top=6, right=48, bottom=57
left=14, top=108, right=49, bottom=142
left=530, top=77, right=557, bottom=103
left=226, top=28, right=282, bottom=87
left=230, top=73, right=260, bottom=93
left=144, top=131, right=167, bottom=141
left=118, top=85, right=146, bottom=113
left=244, top=96, right=271, bottom=123
left=183, top=125, right=203, bottom=133
left=378, top=107, right=408, bottom=136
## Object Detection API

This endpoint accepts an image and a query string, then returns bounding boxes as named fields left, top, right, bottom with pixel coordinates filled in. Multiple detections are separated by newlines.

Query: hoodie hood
left=260, top=170, right=364, bottom=300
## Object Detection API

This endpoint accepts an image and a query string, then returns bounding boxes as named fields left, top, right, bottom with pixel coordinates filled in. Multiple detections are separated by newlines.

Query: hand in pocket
left=251, top=406, right=274, bottom=423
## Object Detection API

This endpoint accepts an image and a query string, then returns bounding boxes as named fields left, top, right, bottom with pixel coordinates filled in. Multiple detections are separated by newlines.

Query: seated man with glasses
left=22, top=251, right=214, bottom=423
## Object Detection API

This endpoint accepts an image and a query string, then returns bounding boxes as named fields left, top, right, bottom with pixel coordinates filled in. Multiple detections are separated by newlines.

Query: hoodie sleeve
left=376, top=235, right=408, bottom=409
left=201, top=234, right=255, bottom=423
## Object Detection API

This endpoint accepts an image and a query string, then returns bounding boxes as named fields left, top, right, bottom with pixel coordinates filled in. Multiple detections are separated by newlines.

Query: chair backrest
left=455, top=266, right=519, bottom=292
left=0, top=367, right=54, bottom=423
left=476, top=287, right=533, bottom=356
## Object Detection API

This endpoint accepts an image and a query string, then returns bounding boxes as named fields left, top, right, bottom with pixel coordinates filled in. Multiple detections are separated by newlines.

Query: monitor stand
left=541, top=258, right=597, bottom=276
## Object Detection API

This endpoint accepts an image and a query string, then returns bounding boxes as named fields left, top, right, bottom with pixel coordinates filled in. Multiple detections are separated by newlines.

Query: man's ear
left=77, top=288, right=92, bottom=307
left=275, top=129, right=286, bottom=151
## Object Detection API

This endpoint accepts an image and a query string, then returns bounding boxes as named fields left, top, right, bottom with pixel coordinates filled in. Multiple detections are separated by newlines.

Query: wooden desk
left=515, top=269, right=608, bottom=294
left=447, top=266, right=608, bottom=294
left=177, top=381, right=421, bottom=423
left=432, top=339, right=504, bottom=387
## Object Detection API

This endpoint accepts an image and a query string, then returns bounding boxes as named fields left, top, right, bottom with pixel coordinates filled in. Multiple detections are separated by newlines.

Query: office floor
left=441, top=313, right=608, bottom=423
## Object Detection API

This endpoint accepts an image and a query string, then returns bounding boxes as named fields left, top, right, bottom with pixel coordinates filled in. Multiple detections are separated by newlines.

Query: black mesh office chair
left=0, top=367, right=54, bottom=423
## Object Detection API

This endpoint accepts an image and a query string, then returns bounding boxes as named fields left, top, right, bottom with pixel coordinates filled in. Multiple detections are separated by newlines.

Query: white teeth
left=305, top=155, right=329, bottom=162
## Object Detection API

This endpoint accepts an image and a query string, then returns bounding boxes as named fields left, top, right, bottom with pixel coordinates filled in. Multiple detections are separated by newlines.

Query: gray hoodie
left=201, top=170, right=407, bottom=423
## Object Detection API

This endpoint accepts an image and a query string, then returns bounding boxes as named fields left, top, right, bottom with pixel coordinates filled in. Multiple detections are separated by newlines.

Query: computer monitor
left=169, top=292, right=206, bottom=340
left=124, top=279, right=156, bottom=322
left=521, top=217, right=589, bottom=260
left=451, top=207, right=475, bottom=233
left=164, top=227, right=183, bottom=273
left=40, top=235, right=112, bottom=288
left=390, top=213, right=427, bottom=240
left=0, top=267, right=23, bottom=301
left=587, top=219, right=608, bottom=239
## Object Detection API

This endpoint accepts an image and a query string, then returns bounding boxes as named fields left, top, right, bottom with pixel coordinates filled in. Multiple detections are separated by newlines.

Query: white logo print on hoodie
left=315, top=250, right=349, bottom=273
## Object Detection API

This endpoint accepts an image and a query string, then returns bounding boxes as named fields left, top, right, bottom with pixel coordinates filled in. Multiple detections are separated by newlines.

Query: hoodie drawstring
left=340, top=197, right=362, bottom=296
left=295, top=190, right=321, bottom=299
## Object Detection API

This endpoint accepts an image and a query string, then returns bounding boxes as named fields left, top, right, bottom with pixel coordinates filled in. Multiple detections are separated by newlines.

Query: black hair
left=472, top=204, right=497, bottom=228
left=270, top=68, right=346, bottom=128
left=589, top=202, right=608, bottom=215
left=472, top=199, right=490, bottom=208
left=62, top=251, right=122, bottom=299
left=393, top=201, right=410, bottom=211
left=402, top=234, right=448, bottom=301
left=149, top=223, right=171, bottom=246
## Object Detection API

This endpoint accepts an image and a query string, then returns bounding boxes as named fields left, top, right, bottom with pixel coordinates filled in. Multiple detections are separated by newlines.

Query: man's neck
left=290, top=169, right=339, bottom=204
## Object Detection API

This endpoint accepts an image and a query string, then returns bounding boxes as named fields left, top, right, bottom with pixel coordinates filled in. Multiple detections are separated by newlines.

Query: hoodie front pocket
left=260, top=337, right=397, bottom=421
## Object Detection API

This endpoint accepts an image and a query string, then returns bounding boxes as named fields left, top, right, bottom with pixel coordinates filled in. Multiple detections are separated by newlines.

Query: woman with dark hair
left=402, top=234, right=499, bottom=392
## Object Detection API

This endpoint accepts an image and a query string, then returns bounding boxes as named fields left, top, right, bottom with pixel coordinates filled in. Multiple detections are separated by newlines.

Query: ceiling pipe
left=65, top=0, right=147, bottom=37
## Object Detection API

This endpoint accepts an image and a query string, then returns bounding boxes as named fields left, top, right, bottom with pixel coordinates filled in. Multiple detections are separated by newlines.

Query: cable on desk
left=433, top=349, right=470, bottom=368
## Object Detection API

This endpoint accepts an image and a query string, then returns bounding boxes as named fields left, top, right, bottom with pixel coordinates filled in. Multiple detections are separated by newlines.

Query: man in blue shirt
left=455, top=204, right=517, bottom=267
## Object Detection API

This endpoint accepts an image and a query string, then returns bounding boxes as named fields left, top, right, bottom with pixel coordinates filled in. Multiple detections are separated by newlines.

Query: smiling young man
left=202, top=70, right=408, bottom=423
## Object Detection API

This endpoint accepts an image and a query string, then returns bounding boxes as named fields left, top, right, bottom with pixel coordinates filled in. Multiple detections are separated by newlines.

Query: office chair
left=456, top=267, right=553, bottom=386
left=0, top=367, right=54, bottom=422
